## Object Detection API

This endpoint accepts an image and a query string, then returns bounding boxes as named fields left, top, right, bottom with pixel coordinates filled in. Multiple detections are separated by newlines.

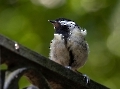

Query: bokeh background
left=0, top=0, right=120, bottom=88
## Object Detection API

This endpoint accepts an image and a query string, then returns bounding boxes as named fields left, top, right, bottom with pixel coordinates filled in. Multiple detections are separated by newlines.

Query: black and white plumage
left=49, top=18, right=89, bottom=71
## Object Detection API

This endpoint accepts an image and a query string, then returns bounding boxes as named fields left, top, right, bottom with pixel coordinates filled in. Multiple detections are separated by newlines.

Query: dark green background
left=1, top=0, right=120, bottom=88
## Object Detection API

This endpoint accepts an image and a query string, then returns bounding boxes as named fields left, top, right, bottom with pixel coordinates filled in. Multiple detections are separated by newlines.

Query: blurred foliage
left=0, top=0, right=120, bottom=88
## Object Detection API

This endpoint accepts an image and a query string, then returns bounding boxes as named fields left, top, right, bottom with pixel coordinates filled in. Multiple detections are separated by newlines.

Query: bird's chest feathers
left=67, top=29, right=85, bottom=49
left=51, top=34, right=68, bottom=57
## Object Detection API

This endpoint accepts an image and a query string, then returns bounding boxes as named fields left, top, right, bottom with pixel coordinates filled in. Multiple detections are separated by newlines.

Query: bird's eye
left=64, top=23, right=66, bottom=25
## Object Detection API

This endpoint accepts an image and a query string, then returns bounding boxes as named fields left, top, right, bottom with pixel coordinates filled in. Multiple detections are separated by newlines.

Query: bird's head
left=48, top=18, right=87, bottom=38
left=49, top=18, right=79, bottom=31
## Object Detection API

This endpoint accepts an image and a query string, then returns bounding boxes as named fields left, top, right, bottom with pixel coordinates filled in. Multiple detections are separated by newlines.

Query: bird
left=48, top=18, right=89, bottom=71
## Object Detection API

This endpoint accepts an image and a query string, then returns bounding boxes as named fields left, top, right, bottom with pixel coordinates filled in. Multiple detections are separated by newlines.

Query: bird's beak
left=48, top=20, right=60, bottom=29
left=48, top=20, right=56, bottom=23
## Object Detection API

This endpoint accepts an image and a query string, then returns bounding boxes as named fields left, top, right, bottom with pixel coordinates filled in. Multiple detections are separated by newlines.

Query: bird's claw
left=65, top=67, right=90, bottom=84
left=65, top=66, right=72, bottom=69
left=82, top=74, right=90, bottom=84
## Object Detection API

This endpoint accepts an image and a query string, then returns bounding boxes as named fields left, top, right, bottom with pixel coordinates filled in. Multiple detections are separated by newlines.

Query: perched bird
left=48, top=18, right=89, bottom=71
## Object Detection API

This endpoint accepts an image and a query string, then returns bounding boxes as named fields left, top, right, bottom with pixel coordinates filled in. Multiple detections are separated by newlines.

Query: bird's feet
left=75, top=71, right=90, bottom=84
left=65, top=66, right=72, bottom=69
left=82, top=74, right=90, bottom=84
left=64, top=66, right=90, bottom=84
